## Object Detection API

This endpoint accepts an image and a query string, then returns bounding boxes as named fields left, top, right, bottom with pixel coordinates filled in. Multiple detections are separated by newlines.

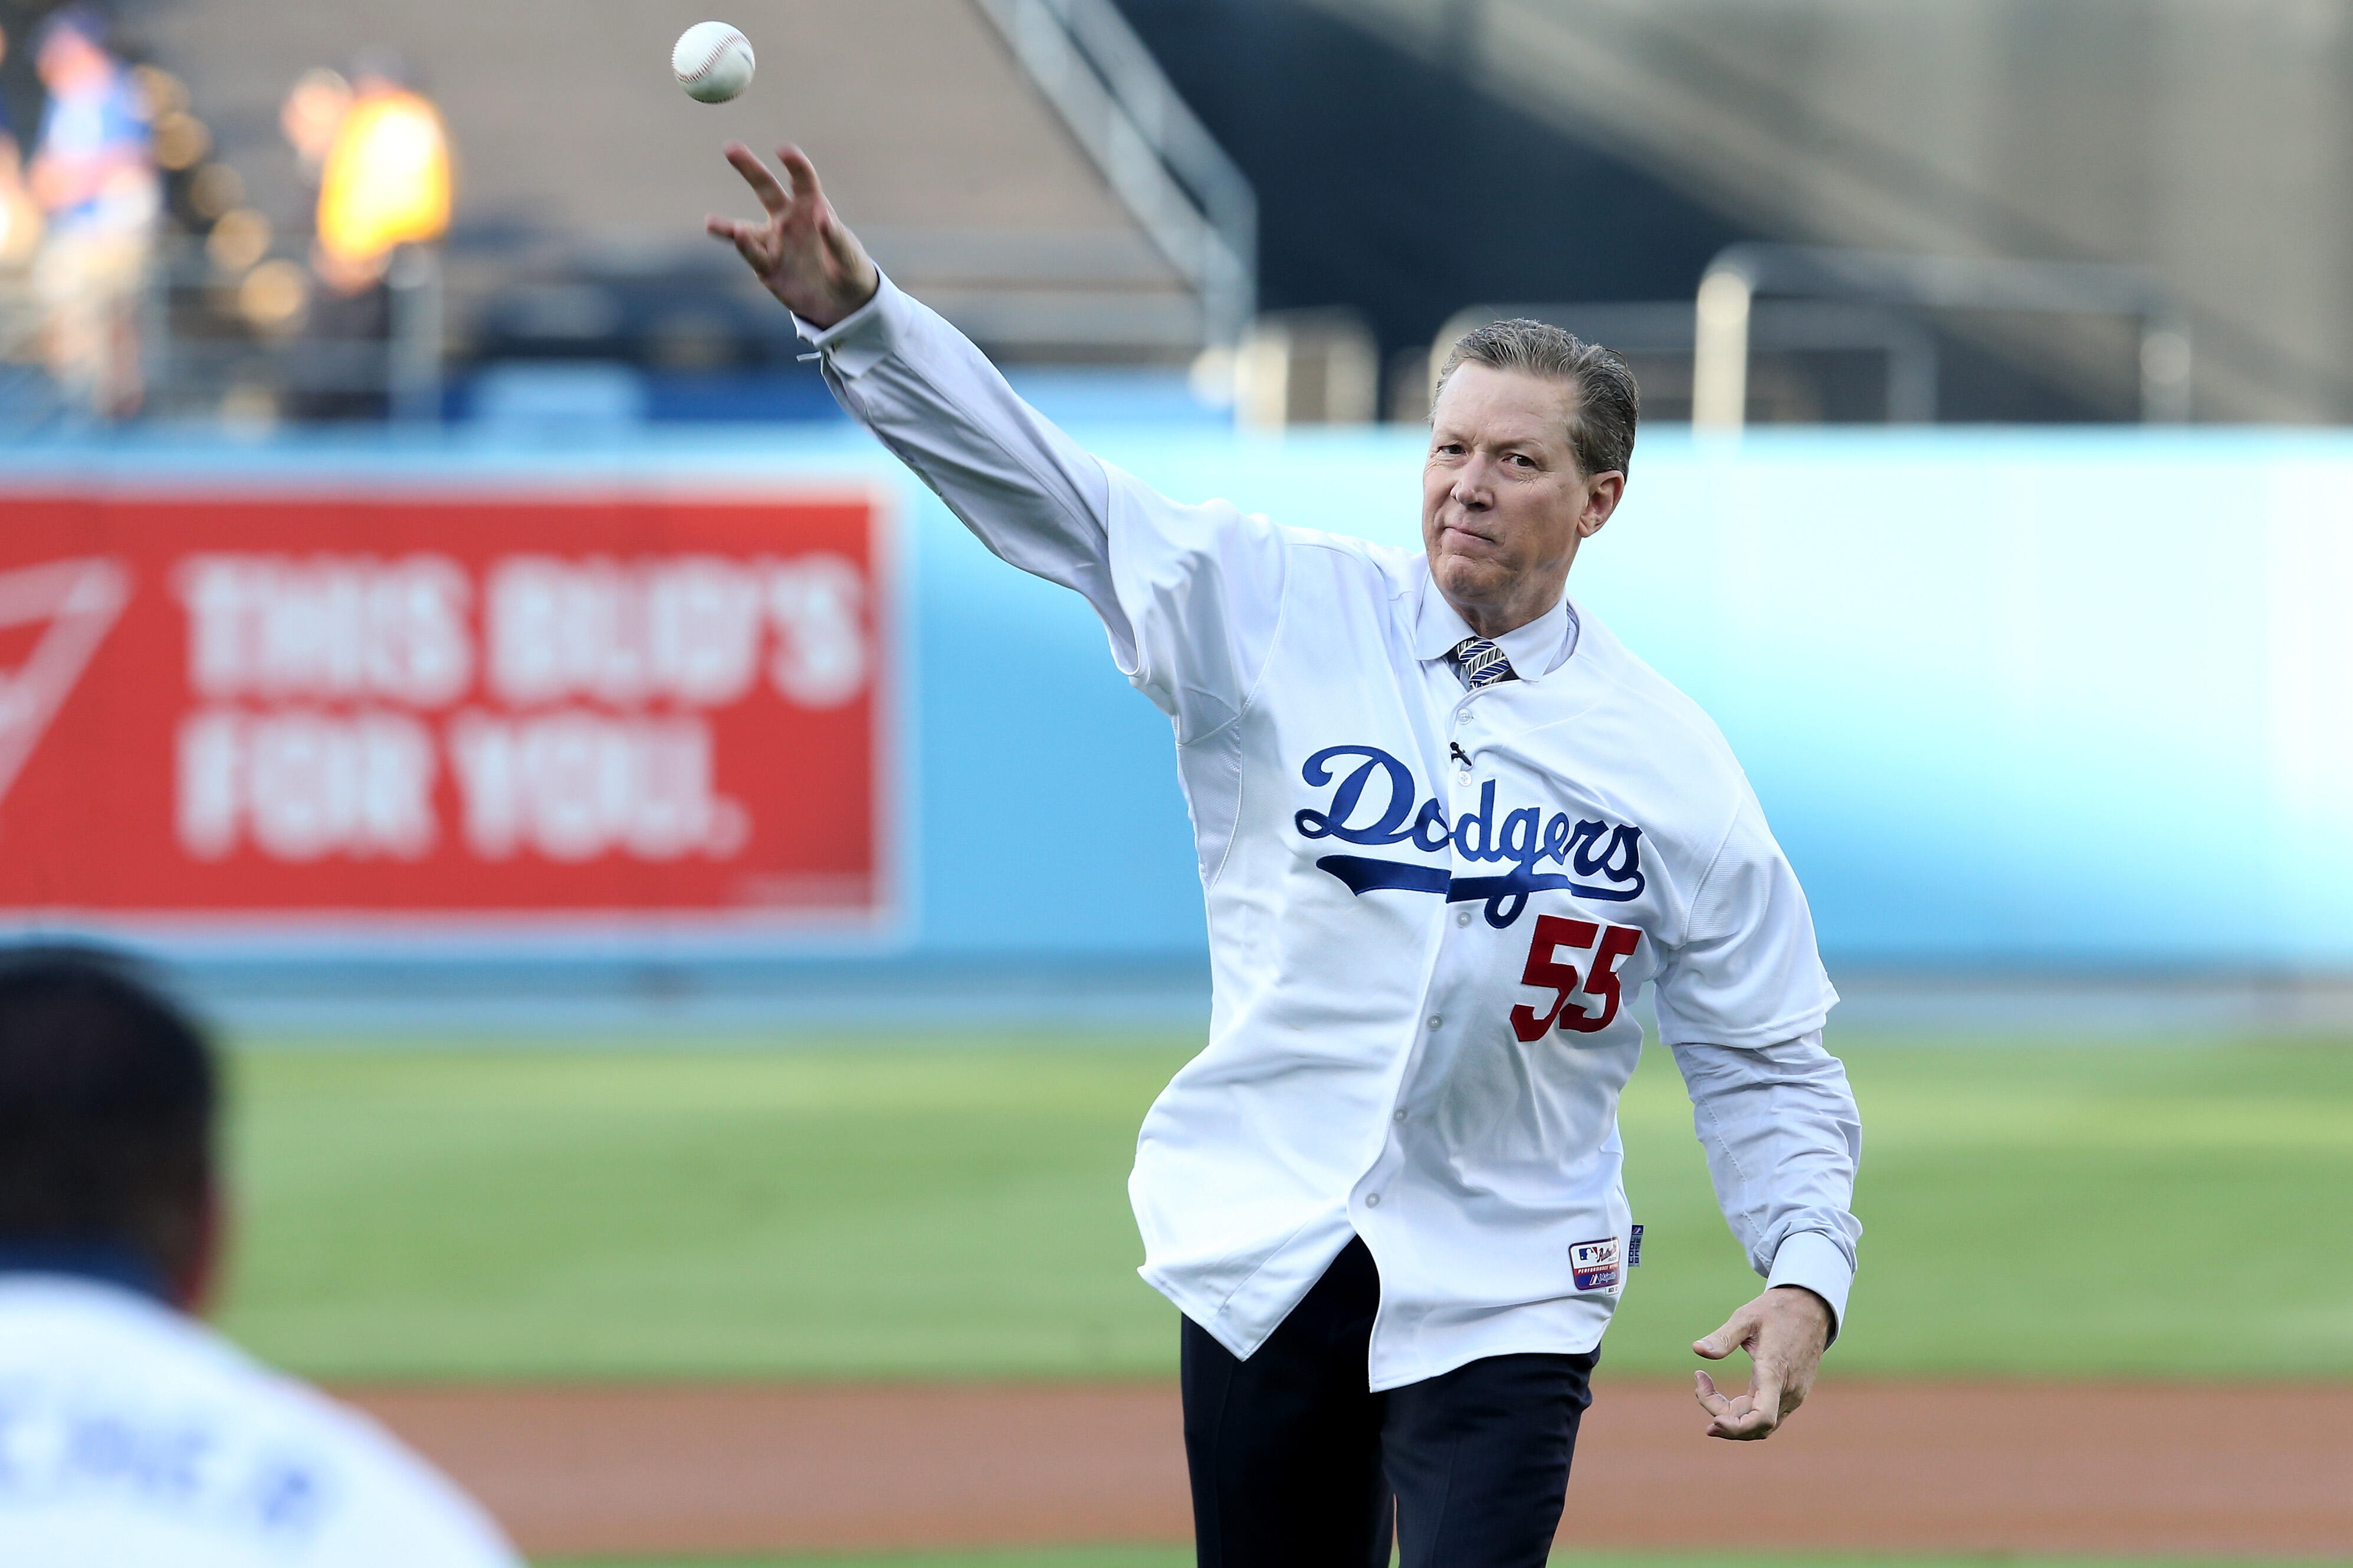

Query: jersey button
left=1426, top=1015, right=1442, bottom=1030
left=1393, top=1108, right=1407, bottom=1122
left=1455, top=909, right=1471, bottom=927
left=1456, top=709, right=1471, bottom=723
left=1364, top=1192, right=1381, bottom=1207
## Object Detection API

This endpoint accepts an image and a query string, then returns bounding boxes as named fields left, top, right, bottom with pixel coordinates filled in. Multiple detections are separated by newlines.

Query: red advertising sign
left=0, top=488, right=893, bottom=934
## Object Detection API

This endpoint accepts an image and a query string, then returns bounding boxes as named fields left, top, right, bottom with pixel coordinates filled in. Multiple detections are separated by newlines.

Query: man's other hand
left=706, top=143, right=879, bottom=329
left=1690, top=1284, right=1832, bottom=1441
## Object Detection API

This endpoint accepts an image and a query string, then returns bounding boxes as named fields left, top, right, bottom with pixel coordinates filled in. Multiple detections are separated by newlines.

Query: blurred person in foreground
left=0, top=947, right=521, bottom=1566
left=710, top=146, right=1862, bottom=1568
left=26, top=6, right=156, bottom=416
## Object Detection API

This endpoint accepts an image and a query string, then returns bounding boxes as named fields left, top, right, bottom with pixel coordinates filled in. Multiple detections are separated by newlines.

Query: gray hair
left=1432, top=318, right=1639, bottom=479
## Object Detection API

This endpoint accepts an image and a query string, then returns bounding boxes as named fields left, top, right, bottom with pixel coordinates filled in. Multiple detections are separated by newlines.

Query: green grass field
left=216, top=1031, right=2353, bottom=1383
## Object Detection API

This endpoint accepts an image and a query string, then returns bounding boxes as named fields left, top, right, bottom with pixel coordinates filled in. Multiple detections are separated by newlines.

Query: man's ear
left=1578, top=472, right=1626, bottom=539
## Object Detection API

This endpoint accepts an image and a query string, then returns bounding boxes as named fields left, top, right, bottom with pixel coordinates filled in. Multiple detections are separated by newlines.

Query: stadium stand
left=134, top=0, right=1226, bottom=379
left=1297, top=0, right=2353, bottom=422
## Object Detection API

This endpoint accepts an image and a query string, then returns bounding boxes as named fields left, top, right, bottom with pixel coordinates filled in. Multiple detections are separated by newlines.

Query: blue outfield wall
left=952, top=423, right=2353, bottom=972
left=10, top=422, right=2353, bottom=1014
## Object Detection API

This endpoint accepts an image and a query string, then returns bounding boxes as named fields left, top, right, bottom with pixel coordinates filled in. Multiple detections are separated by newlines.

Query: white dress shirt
left=802, top=277, right=1862, bottom=1391
left=0, top=1274, right=520, bottom=1567
left=1422, top=579, right=1581, bottom=684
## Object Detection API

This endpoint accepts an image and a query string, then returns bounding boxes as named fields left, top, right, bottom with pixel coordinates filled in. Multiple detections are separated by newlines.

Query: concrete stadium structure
left=1311, top=0, right=2353, bottom=423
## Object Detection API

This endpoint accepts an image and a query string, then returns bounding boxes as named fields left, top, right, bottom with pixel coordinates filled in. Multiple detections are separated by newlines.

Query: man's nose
left=1451, top=451, right=1505, bottom=507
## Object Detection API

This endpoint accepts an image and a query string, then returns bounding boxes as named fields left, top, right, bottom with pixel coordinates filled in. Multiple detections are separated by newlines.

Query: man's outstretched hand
left=1691, top=1284, right=1832, bottom=1441
left=706, top=143, right=879, bottom=330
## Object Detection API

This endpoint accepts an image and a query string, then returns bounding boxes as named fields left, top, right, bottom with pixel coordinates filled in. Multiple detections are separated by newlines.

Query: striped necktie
left=1450, top=636, right=1518, bottom=689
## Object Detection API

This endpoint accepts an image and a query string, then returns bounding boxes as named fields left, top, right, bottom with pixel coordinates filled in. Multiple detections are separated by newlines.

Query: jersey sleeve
left=1652, top=788, right=1858, bottom=1333
left=804, top=277, right=1286, bottom=742
left=1650, top=785, right=1837, bottom=1049
left=1669, top=1029, right=1863, bottom=1334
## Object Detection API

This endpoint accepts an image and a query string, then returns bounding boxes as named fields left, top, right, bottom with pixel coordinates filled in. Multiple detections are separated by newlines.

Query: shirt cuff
left=790, top=272, right=903, bottom=379
left=1765, top=1229, right=1853, bottom=1343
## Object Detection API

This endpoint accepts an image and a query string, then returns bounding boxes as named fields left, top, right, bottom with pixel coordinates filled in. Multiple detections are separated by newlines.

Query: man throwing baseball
left=710, top=143, right=1862, bottom=1568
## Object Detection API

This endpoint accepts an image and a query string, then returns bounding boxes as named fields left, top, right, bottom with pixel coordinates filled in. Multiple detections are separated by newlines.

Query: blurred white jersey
left=0, top=1275, right=520, bottom=1568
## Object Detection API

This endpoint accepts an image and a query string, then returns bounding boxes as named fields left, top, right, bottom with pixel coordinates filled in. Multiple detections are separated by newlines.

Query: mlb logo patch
left=1570, top=1237, right=1621, bottom=1292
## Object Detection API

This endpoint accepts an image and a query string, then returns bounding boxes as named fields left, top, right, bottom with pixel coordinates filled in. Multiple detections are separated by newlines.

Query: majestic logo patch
left=1294, top=744, right=1645, bottom=928
left=1570, top=1237, right=1622, bottom=1292
left=0, top=558, right=130, bottom=817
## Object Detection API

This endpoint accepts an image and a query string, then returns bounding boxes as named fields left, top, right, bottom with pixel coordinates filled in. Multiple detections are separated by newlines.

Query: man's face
left=1422, top=363, right=1623, bottom=637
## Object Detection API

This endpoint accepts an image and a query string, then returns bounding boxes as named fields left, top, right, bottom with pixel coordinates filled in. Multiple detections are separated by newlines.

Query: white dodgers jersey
left=803, top=277, right=1857, bottom=1393
left=1103, top=491, right=1836, bottom=1388
left=0, top=1276, right=520, bottom=1567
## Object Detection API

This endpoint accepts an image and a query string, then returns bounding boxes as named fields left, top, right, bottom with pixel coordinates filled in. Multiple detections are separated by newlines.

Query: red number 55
left=1508, top=916, right=1642, bottom=1042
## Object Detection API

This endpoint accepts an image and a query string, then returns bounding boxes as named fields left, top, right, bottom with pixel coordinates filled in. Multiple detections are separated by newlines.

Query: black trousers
left=1180, top=1236, right=1596, bottom=1568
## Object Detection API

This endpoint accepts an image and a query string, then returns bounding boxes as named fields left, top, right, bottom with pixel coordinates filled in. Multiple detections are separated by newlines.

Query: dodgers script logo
left=1294, top=744, right=1644, bottom=928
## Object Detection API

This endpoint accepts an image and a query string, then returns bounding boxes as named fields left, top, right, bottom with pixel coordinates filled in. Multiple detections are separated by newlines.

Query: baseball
left=674, top=22, right=754, bottom=104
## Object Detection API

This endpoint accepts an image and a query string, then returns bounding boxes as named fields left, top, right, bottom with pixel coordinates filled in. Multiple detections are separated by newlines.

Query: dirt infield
left=344, top=1380, right=2353, bottom=1560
